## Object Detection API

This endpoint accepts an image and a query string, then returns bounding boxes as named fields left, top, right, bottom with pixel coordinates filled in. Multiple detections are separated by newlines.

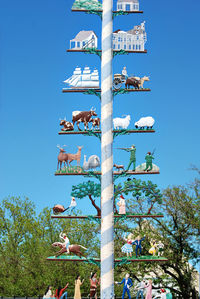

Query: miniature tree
left=71, top=181, right=101, bottom=216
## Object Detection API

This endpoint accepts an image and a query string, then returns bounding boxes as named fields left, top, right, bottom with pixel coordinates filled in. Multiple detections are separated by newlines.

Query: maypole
left=101, top=0, right=114, bottom=298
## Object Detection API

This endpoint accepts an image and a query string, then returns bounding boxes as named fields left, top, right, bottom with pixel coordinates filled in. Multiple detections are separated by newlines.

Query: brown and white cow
left=72, top=108, right=97, bottom=130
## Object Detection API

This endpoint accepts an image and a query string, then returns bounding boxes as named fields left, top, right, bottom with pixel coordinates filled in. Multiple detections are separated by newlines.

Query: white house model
left=112, top=21, right=147, bottom=51
left=70, top=31, right=98, bottom=49
left=117, top=0, right=139, bottom=11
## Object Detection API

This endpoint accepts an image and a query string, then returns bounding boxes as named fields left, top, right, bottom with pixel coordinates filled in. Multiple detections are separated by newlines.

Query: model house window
left=113, top=44, right=116, bottom=49
left=77, top=42, right=80, bottom=47
left=124, top=44, right=126, bottom=49
left=71, top=41, right=75, bottom=48
left=118, top=44, right=121, bottom=49
left=126, top=4, right=130, bottom=11
left=129, top=45, right=131, bottom=50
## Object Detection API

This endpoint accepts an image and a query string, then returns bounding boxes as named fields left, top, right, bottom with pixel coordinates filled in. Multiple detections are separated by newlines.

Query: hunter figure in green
left=144, top=152, right=154, bottom=172
left=118, top=145, right=136, bottom=171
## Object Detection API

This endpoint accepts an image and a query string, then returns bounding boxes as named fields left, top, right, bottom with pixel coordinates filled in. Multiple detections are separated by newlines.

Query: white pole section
left=101, top=0, right=114, bottom=298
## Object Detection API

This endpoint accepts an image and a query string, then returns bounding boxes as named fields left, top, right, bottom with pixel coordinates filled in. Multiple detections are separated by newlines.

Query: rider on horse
left=60, top=232, right=70, bottom=254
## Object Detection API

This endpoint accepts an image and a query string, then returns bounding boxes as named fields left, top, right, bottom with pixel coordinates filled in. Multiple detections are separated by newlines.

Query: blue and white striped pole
left=101, top=0, right=114, bottom=298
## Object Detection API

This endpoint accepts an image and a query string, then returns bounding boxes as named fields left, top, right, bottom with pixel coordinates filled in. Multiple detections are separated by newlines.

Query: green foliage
left=71, top=181, right=101, bottom=199
left=0, top=197, right=99, bottom=297
left=114, top=180, right=200, bottom=298
left=114, top=178, right=162, bottom=215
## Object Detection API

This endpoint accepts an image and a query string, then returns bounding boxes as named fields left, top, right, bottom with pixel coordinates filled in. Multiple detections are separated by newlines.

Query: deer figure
left=57, top=145, right=68, bottom=170
left=66, top=146, right=83, bottom=166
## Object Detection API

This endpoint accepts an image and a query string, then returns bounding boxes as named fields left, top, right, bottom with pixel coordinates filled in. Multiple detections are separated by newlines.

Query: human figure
left=125, top=145, right=136, bottom=171
left=166, top=289, right=173, bottom=299
left=144, top=152, right=154, bottom=172
left=160, top=289, right=167, bottom=299
left=121, top=233, right=134, bottom=257
left=117, top=195, right=126, bottom=214
left=67, top=197, right=77, bottom=215
left=43, top=286, right=54, bottom=299
left=157, top=241, right=164, bottom=256
left=115, top=273, right=133, bottom=299
left=60, top=232, right=70, bottom=254
left=89, top=272, right=100, bottom=299
left=132, top=235, right=145, bottom=257
left=135, top=280, right=146, bottom=299
left=149, top=240, right=157, bottom=256
left=122, top=66, right=128, bottom=80
left=74, top=275, right=84, bottom=299
left=144, top=280, right=152, bottom=299
left=55, top=283, right=69, bottom=299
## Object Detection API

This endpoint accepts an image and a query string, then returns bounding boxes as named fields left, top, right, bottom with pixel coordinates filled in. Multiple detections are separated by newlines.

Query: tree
left=114, top=178, right=162, bottom=215
left=71, top=180, right=101, bottom=216
left=71, top=178, right=162, bottom=216
left=153, top=184, right=200, bottom=298
left=0, top=196, right=100, bottom=297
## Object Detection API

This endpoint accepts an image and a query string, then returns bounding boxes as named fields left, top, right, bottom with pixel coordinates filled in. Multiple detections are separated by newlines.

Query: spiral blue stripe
left=101, top=0, right=114, bottom=298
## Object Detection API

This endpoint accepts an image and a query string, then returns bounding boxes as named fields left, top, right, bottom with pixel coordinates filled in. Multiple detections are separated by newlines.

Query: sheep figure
left=83, top=155, right=100, bottom=171
left=135, top=116, right=155, bottom=129
left=113, top=115, right=131, bottom=130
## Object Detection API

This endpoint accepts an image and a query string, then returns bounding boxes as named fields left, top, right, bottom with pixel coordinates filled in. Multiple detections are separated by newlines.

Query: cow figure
left=72, top=108, right=97, bottom=131
left=60, top=119, right=74, bottom=131
left=90, top=117, right=100, bottom=130
left=125, top=77, right=140, bottom=89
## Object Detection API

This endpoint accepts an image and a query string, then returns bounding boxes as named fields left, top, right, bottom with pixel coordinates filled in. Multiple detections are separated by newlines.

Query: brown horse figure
left=125, top=77, right=140, bottom=89
left=52, top=242, right=87, bottom=258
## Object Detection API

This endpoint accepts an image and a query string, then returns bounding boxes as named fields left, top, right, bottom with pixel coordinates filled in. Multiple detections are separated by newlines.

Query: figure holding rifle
left=117, top=145, right=136, bottom=171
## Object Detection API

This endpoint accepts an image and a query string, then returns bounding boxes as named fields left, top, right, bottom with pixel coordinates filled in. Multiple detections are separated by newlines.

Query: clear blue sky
left=0, top=0, right=200, bottom=215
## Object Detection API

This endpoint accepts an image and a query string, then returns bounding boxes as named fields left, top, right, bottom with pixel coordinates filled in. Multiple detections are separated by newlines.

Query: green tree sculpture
left=71, top=180, right=101, bottom=216
left=114, top=178, right=162, bottom=214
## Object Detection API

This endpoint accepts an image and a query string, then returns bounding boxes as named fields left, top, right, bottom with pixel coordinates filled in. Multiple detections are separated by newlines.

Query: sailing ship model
left=63, top=66, right=100, bottom=89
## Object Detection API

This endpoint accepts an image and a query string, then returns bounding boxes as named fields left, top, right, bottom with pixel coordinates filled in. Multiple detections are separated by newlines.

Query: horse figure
left=52, top=242, right=87, bottom=258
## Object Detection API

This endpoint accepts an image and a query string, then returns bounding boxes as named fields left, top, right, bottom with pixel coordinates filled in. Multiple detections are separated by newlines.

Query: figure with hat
left=59, top=232, right=70, bottom=254
left=154, top=289, right=167, bottom=299
left=117, top=145, right=136, bottom=171
left=122, top=66, right=128, bottom=80
left=144, top=152, right=154, bottom=172
left=66, top=196, right=77, bottom=215
left=117, top=195, right=126, bottom=214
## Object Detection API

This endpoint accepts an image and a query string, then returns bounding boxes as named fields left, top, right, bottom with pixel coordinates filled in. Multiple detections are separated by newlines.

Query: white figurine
left=134, top=116, right=155, bottom=129
left=67, top=197, right=77, bottom=215
left=113, top=115, right=131, bottom=129
left=83, top=155, right=100, bottom=170
left=157, top=240, right=164, bottom=256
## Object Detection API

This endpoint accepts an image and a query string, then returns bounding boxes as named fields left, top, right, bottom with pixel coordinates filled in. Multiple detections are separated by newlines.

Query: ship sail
left=63, top=66, right=99, bottom=88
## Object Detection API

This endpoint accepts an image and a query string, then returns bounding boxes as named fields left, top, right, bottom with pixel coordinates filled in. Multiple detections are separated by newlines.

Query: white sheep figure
left=135, top=116, right=155, bottom=129
left=83, top=155, right=100, bottom=171
left=113, top=115, right=131, bottom=130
